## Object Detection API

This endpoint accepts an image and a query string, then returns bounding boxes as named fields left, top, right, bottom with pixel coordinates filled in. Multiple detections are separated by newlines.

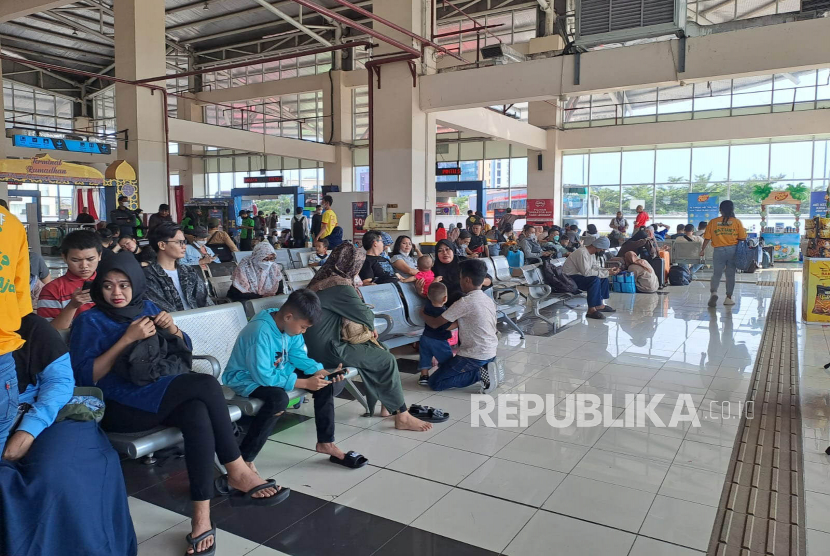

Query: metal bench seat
left=491, top=255, right=526, bottom=285
left=360, top=283, right=422, bottom=348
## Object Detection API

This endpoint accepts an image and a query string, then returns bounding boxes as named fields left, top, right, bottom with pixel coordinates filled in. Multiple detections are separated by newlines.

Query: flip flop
left=184, top=523, right=216, bottom=556
left=229, top=479, right=290, bottom=507
left=330, top=450, right=368, bottom=469
left=408, top=404, right=450, bottom=423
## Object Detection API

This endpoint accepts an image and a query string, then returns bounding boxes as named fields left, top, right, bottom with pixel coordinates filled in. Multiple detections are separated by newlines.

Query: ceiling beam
left=43, top=10, right=115, bottom=44
left=250, top=0, right=332, bottom=46
left=1, top=51, right=84, bottom=87
left=0, top=0, right=76, bottom=24
left=0, top=44, right=107, bottom=68
left=5, top=20, right=113, bottom=49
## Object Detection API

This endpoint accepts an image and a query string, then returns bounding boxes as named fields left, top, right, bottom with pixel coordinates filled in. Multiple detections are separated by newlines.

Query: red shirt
left=634, top=211, right=649, bottom=229
left=435, top=227, right=447, bottom=242
left=36, top=271, right=96, bottom=322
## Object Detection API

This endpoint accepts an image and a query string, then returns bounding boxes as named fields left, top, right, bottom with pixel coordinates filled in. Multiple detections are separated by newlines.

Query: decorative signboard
left=525, top=198, right=554, bottom=227
left=0, top=154, right=104, bottom=185
left=687, top=193, right=719, bottom=225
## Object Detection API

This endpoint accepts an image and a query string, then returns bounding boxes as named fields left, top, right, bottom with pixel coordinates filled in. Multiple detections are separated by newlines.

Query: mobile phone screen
left=82, top=281, right=93, bottom=291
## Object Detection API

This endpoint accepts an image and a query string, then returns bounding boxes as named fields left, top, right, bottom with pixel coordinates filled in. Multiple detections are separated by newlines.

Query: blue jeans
left=569, top=274, right=610, bottom=308
left=418, top=335, right=454, bottom=371
left=0, top=352, right=19, bottom=454
left=690, top=263, right=704, bottom=275
left=428, top=355, right=494, bottom=391
left=711, top=245, right=737, bottom=297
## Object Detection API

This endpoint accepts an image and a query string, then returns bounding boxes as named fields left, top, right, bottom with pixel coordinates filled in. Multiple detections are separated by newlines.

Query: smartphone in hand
left=327, top=369, right=347, bottom=380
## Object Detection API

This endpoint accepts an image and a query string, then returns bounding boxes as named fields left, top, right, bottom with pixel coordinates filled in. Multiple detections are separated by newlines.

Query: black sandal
left=185, top=523, right=216, bottom=556
left=330, top=450, right=368, bottom=469
left=408, top=404, right=450, bottom=423
left=229, top=479, right=291, bottom=507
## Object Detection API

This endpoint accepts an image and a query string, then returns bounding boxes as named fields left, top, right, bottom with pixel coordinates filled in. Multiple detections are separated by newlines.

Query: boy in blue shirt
left=223, top=289, right=368, bottom=469
left=418, top=282, right=457, bottom=386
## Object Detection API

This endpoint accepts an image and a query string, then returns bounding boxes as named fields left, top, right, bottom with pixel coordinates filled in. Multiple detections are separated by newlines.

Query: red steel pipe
left=134, top=40, right=375, bottom=84
left=289, top=0, right=420, bottom=57
left=326, top=0, right=468, bottom=63
left=0, top=54, right=173, bottom=208
left=365, top=52, right=419, bottom=209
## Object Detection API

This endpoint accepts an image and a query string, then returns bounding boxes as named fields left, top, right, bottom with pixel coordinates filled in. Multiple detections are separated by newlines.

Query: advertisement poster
left=687, top=193, right=719, bottom=225
left=763, top=232, right=801, bottom=261
left=803, top=258, right=830, bottom=323
left=352, top=201, right=368, bottom=244
left=810, top=190, right=828, bottom=218
left=526, top=199, right=554, bottom=227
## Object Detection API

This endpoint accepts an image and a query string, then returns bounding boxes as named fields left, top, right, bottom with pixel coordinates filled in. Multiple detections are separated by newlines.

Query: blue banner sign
left=13, top=135, right=111, bottom=155
left=688, top=193, right=719, bottom=225
left=810, top=190, right=828, bottom=218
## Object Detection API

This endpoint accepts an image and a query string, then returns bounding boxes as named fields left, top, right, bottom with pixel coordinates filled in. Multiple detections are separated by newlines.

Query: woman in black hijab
left=425, top=239, right=492, bottom=305
left=70, top=253, right=289, bottom=556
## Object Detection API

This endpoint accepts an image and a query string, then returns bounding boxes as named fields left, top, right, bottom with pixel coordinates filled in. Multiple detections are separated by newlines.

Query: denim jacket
left=143, top=262, right=214, bottom=313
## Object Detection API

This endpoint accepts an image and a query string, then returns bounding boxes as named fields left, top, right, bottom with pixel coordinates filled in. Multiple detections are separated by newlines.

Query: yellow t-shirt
left=320, top=209, right=337, bottom=239
left=0, top=207, right=33, bottom=355
left=704, top=217, right=747, bottom=248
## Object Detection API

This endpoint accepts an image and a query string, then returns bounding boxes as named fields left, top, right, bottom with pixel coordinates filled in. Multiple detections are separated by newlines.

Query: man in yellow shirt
left=0, top=202, right=33, bottom=450
left=700, top=200, right=746, bottom=307
left=316, top=195, right=337, bottom=242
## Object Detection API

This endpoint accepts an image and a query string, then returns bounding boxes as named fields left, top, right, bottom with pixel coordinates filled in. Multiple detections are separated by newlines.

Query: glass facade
left=563, top=69, right=830, bottom=128
left=3, top=80, right=74, bottom=133
left=90, top=86, right=117, bottom=141
left=203, top=91, right=325, bottom=142
left=203, top=151, right=324, bottom=198
left=562, top=138, right=830, bottom=233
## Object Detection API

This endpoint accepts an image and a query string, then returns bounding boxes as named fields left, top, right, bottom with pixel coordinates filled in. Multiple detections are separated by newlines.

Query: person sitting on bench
left=71, top=252, right=288, bottom=556
left=562, top=236, right=619, bottom=320
left=223, top=289, right=368, bottom=469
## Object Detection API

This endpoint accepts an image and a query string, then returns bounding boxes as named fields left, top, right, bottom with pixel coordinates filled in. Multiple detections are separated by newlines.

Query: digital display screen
left=243, top=175, right=284, bottom=183
left=436, top=167, right=462, bottom=176
left=13, top=135, right=111, bottom=154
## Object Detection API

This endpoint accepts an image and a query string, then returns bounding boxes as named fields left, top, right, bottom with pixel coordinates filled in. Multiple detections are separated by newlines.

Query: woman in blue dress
left=0, top=313, right=137, bottom=556
left=70, top=252, right=289, bottom=556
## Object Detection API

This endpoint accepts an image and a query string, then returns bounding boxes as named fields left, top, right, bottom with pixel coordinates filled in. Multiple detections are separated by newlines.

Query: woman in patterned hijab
left=307, top=242, right=365, bottom=294
left=230, top=242, right=283, bottom=298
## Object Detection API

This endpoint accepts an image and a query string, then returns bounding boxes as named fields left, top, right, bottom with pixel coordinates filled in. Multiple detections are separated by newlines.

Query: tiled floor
left=123, top=269, right=830, bottom=556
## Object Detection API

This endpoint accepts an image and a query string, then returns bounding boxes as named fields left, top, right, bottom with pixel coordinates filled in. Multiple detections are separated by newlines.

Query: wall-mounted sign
left=526, top=198, right=554, bottom=226
left=13, top=135, right=111, bottom=154
left=436, top=166, right=462, bottom=176
left=0, top=154, right=104, bottom=185
left=243, top=175, right=284, bottom=184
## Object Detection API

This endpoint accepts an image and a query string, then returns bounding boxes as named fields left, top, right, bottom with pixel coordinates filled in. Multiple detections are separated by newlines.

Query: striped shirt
left=36, top=272, right=96, bottom=322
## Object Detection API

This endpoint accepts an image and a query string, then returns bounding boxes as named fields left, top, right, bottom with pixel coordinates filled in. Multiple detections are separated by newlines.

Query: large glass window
left=203, top=153, right=324, bottom=198
left=563, top=138, right=824, bottom=233
left=4, top=80, right=74, bottom=133
left=562, top=67, right=830, bottom=128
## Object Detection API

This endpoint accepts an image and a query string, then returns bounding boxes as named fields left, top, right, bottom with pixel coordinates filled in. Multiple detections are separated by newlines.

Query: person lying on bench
left=223, top=289, right=368, bottom=469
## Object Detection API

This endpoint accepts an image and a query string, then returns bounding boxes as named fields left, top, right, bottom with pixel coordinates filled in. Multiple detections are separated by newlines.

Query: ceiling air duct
left=575, top=0, right=687, bottom=48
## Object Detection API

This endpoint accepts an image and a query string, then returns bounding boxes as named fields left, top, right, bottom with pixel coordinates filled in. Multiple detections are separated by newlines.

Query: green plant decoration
left=751, top=182, right=773, bottom=203
left=786, top=182, right=808, bottom=202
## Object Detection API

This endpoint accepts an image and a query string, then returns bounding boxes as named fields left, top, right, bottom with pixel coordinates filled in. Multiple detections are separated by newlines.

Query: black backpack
left=668, top=265, right=691, bottom=286
left=292, top=215, right=307, bottom=246
left=542, top=261, right=580, bottom=294
left=206, top=231, right=233, bottom=263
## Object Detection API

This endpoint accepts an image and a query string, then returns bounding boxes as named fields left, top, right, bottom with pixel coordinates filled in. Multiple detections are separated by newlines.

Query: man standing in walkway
left=634, top=205, right=649, bottom=231
left=315, top=196, right=337, bottom=243
left=239, top=209, right=255, bottom=252
left=310, top=205, right=323, bottom=240
left=148, top=204, right=172, bottom=232
left=109, top=195, right=135, bottom=237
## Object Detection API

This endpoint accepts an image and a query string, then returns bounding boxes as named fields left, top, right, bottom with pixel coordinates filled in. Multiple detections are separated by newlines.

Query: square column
left=114, top=0, right=168, bottom=211
left=322, top=70, right=353, bottom=191
left=369, top=0, right=436, bottom=240
left=177, top=71, right=206, bottom=201
left=527, top=101, right=563, bottom=225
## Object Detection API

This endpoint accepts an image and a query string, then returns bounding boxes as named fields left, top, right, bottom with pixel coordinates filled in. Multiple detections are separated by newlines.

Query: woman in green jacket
left=304, top=243, right=439, bottom=432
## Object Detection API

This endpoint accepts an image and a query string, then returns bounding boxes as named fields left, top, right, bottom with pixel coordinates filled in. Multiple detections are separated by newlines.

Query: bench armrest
left=193, top=355, right=222, bottom=379
left=492, top=285, right=520, bottom=305
left=374, top=314, right=395, bottom=342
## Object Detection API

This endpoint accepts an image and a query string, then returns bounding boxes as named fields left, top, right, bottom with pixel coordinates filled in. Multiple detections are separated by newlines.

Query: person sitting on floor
left=624, top=251, right=659, bottom=293
left=228, top=242, right=283, bottom=302
left=308, top=238, right=329, bottom=267
left=1, top=313, right=138, bottom=556
left=71, top=252, right=287, bottom=556
left=417, top=282, right=457, bottom=386
left=223, top=289, right=368, bottom=469
left=421, top=259, right=498, bottom=393
left=37, top=229, right=101, bottom=330
left=143, top=223, right=214, bottom=313
left=562, top=236, right=619, bottom=320
left=182, top=226, right=217, bottom=267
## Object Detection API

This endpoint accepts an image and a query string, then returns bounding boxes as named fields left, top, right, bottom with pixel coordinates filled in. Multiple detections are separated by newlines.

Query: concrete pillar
left=369, top=0, right=436, bottom=240
left=527, top=101, right=562, bottom=225
left=322, top=70, right=353, bottom=191
left=177, top=66, right=206, bottom=201
left=113, top=0, right=168, bottom=212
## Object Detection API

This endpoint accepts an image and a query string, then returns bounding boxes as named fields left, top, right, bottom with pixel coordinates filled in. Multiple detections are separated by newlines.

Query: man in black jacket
left=109, top=196, right=135, bottom=237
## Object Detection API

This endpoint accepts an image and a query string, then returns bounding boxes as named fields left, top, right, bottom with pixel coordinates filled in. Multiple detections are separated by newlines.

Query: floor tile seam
left=132, top=499, right=191, bottom=545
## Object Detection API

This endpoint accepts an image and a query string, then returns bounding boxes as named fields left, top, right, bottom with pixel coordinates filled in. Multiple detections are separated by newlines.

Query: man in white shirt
left=562, top=236, right=619, bottom=320
left=420, top=259, right=499, bottom=393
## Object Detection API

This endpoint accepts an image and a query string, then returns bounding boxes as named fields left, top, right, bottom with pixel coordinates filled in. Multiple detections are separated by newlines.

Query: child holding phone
left=223, top=289, right=368, bottom=469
